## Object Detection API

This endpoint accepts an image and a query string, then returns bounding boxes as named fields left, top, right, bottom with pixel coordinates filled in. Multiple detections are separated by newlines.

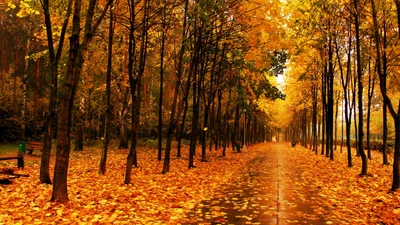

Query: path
left=183, top=142, right=343, bottom=225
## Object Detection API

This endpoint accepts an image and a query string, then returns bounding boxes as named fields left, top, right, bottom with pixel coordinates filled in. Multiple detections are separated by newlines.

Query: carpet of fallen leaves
left=0, top=145, right=257, bottom=224
left=294, top=145, right=400, bottom=225
left=0, top=143, right=399, bottom=224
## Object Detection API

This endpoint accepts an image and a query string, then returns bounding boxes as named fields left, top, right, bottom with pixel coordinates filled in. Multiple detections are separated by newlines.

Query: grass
left=0, top=143, right=19, bottom=155
left=0, top=139, right=188, bottom=156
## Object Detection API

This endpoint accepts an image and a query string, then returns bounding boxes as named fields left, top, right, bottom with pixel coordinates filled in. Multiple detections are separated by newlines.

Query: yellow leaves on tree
left=16, top=0, right=40, bottom=18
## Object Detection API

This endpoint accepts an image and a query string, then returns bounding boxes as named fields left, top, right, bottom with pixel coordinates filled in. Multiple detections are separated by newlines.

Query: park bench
left=26, top=142, right=44, bottom=154
left=0, top=154, right=24, bottom=168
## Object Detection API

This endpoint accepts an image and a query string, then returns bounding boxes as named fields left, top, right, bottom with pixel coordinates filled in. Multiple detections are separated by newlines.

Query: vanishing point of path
left=183, top=142, right=343, bottom=225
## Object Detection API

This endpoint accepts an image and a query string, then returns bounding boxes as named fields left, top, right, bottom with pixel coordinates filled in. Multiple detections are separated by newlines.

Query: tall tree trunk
left=158, top=0, right=166, bottom=161
left=352, top=65, right=358, bottom=156
left=201, top=41, right=220, bottom=160
left=176, top=68, right=192, bottom=157
left=40, top=0, right=72, bottom=185
left=328, top=38, right=334, bottom=160
left=383, top=102, right=389, bottom=164
left=188, top=24, right=202, bottom=168
left=51, top=0, right=82, bottom=202
left=118, top=43, right=130, bottom=149
left=118, top=87, right=130, bottom=149
left=317, top=111, right=321, bottom=154
left=371, top=0, right=400, bottom=190
left=395, top=0, right=400, bottom=37
left=74, top=98, right=84, bottom=151
left=100, top=2, right=114, bottom=174
left=21, top=40, right=29, bottom=143
left=341, top=93, right=344, bottom=153
left=321, top=64, right=327, bottom=156
left=312, top=77, right=317, bottom=153
left=50, top=0, right=111, bottom=200
left=216, top=87, right=223, bottom=149
left=367, top=57, right=375, bottom=160
left=382, top=20, right=389, bottom=165
left=162, top=0, right=189, bottom=173
left=125, top=0, right=148, bottom=184
left=354, top=0, right=368, bottom=175
left=222, top=85, right=231, bottom=156
left=33, top=62, right=39, bottom=139
left=0, top=38, right=5, bottom=95
left=232, top=104, right=240, bottom=152
left=335, top=91, right=339, bottom=153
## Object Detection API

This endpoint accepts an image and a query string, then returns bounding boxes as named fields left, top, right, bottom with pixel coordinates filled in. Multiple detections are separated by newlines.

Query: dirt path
left=182, top=142, right=343, bottom=225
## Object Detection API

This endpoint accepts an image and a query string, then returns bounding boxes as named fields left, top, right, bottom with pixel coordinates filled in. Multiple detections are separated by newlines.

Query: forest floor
left=0, top=142, right=399, bottom=224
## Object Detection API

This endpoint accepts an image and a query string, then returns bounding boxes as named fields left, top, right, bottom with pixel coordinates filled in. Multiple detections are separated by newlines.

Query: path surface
left=183, top=142, right=343, bottom=225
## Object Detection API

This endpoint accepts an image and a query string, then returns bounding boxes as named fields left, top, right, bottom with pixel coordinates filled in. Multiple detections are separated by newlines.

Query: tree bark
left=366, top=57, right=375, bottom=160
left=51, top=0, right=82, bottom=202
left=321, top=63, right=326, bottom=156
left=162, top=0, right=189, bottom=173
left=158, top=0, right=166, bottom=161
left=74, top=99, right=84, bottom=151
left=51, top=0, right=112, bottom=201
left=354, top=0, right=368, bottom=176
left=40, top=0, right=72, bottom=185
left=370, top=0, right=400, bottom=190
left=125, top=0, right=148, bottom=184
left=327, top=36, right=334, bottom=160
left=222, top=85, right=231, bottom=156
left=100, top=1, right=114, bottom=174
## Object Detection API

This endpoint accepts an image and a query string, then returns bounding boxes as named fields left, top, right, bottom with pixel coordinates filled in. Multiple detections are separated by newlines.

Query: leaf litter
left=0, top=143, right=399, bottom=224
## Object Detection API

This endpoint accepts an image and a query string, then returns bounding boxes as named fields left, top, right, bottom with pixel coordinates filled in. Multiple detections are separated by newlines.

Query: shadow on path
left=182, top=142, right=343, bottom=225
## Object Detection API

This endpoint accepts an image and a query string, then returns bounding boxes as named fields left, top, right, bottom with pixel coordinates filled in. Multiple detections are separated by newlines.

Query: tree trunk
left=188, top=24, right=203, bottom=168
left=216, top=87, right=223, bottom=148
left=393, top=115, right=400, bottom=190
left=395, top=0, right=400, bottom=38
left=383, top=102, right=389, bottom=164
left=335, top=91, right=339, bottom=153
left=354, top=0, right=367, bottom=176
left=51, top=0, right=82, bottom=202
left=50, top=0, right=111, bottom=199
left=125, top=0, right=148, bottom=184
left=162, top=0, right=188, bottom=173
left=312, top=89, right=317, bottom=153
left=232, top=104, right=240, bottom=152
left=382, top=21, right=389, bottom=165
left=158, top=0, right=166, bottom=161
left=321, top=63, right=326, bottom=156
left=367, top=58, right=375, bottom=160
left=371, top=0, right=400, bottom=189
left=222, top=86, right=231, bottom=156
left=100, top=2, right=114, bottom=174
left=328, top=38, right=334, bottom=160
left=21, top=42, right=28, bottom=143
left=118, top=86, right=130, bottom=149
left=74, top=99, right=84, bottom=151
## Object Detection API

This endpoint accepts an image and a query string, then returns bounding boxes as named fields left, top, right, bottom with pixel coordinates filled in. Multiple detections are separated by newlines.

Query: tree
left=335, top=24, right=354, bottom=167
left=162, top=0, right=189, bottom=173
left=99, top=0, right=114, bottom=175
left=51, top=0, right=112, bottom=202
left=125, top=0, right=149, bottom=184
left=39, top=0, right=73, bottom=184
left=370, top=0, right=400, bottom=190
left=353, top=0, right=368, bottom=176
